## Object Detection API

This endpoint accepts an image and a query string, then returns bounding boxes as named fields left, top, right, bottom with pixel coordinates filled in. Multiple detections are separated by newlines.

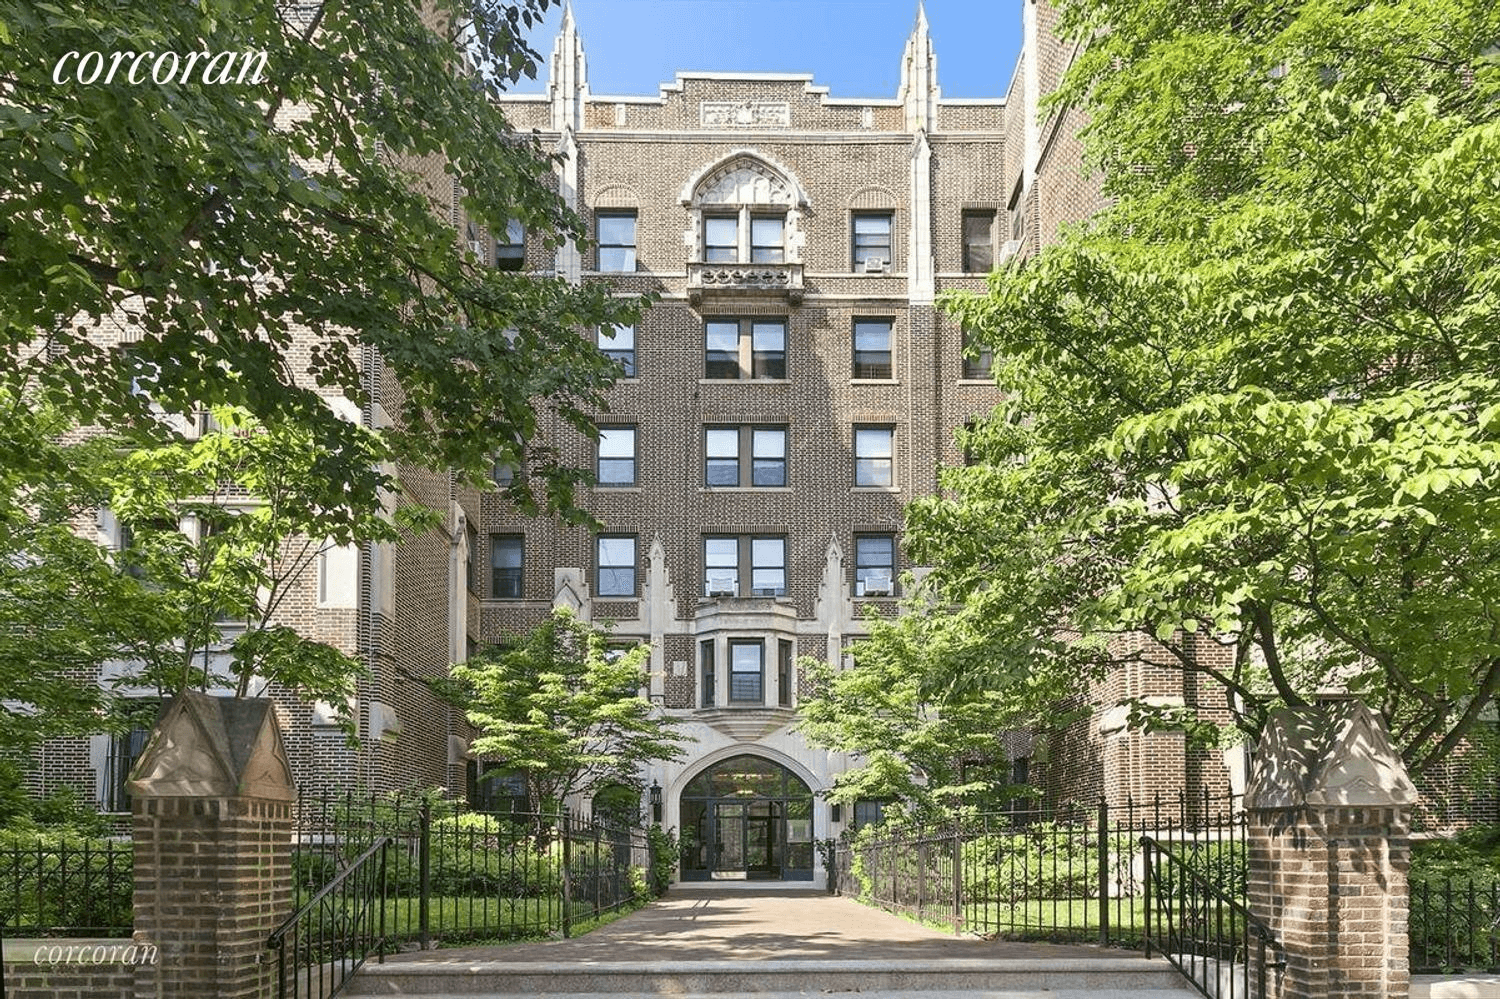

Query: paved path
left=386, top=886, right=1124, bottom=964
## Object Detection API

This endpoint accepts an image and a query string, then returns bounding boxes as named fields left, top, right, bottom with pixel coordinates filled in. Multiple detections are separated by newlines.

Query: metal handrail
left=1141, top=835, right=1284, bottom=999
left=268, top=835, right=391, bottom=999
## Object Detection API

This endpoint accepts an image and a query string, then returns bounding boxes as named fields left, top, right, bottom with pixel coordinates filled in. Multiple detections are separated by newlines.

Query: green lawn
left=368, top=895, right=646, bottom=945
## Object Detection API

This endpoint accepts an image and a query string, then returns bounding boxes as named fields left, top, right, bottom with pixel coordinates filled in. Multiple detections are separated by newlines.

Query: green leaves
left=882, top=0, right=1500, bottom=774
left=449, top=610, right=685, bottom=809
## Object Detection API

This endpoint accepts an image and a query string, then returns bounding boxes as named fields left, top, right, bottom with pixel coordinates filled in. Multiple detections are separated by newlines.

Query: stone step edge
left=357, top=957, right=1174, bottom=975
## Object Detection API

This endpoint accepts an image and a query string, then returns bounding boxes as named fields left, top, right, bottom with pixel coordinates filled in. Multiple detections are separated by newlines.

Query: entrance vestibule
left=679, top=754, right=814, bottom=881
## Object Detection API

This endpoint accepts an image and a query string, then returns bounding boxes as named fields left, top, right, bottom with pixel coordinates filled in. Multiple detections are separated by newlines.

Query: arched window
left=681, top=153, right=808, bottom=266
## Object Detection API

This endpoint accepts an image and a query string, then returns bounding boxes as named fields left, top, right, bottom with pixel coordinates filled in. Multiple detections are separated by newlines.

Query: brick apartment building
left=28, top=1, right=1254, bottom=876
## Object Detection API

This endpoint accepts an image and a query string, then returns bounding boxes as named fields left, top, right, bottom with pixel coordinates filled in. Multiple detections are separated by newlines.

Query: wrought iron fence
left=0, top=837, right=133, bottom=936
left=831, top=790, right=1248, bottom=947
left=1410, top=873, right=1500, bottom=973
left=276, top=790, right=654, bottom=998
left=269, top=836, right=391, bottom=999
left=1142, top=834, right=1283, bottom=999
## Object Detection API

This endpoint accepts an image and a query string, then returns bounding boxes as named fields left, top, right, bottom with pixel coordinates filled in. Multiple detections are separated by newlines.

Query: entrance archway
left=679, top=754, right=814, bottom=881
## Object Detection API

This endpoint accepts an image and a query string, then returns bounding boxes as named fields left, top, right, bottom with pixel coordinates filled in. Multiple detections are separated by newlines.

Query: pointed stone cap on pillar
left=1245, top=699, right=1418, bottom=809
left=127, top=691, right=296, bottom=801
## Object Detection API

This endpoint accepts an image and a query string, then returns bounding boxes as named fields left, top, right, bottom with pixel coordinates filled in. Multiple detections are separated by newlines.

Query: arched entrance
left=679, top=754, right=814, bottom=881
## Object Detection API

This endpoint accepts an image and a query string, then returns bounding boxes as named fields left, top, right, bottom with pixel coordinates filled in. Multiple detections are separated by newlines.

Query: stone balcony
left=686, top=261, right=804, bottom=306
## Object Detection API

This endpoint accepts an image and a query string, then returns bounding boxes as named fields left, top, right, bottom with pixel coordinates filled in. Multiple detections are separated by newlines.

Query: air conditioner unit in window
left=705, top=570, right=737, bottom=597
left=862, top=257, right=888, bottom=274
left=858, top=570, right=893, bottom=597
left=998, top=239, right=1023, bottom=262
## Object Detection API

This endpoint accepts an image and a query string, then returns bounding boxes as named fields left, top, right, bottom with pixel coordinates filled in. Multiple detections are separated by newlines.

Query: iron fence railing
left=274, top=790, right=655, bottom=998
left=0, top=838, right=133, bottom=937
left=269, top=836, right=390, bottom=999
left=1410, top=873, right=1500, bottom=973
left=831, top=791, right=1249, bottom=947
left=1142, top=834, right=1283, bottom=999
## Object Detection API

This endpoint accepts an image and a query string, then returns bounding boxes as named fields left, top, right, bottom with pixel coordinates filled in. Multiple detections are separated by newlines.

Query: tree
left=904, top=0, right=1500, bottom=776
left=1, top=0, right=641, bottom=511
left=797, top=622, right=1045, bottom=820
left=451, top=609, right=685, bottom=818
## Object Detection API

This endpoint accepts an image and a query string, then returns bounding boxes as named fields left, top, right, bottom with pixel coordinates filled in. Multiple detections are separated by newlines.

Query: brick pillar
left=128, top=692, right=297, bottom=999
left=1245, top=700, right=1417, bottom=999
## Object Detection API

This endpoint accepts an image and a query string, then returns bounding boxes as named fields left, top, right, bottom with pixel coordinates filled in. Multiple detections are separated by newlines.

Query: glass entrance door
left=712, top=802, right=745, bottom=877
left=746, top=801, right=779, bottom=878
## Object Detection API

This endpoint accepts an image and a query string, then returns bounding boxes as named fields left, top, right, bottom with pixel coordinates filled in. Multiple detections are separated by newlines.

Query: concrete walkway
left=385, top=886, right=1124, bottom=964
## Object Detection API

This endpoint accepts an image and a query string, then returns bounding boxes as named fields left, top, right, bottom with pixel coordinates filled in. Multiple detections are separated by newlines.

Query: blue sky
left=510, top=1, right=1023, bottom=100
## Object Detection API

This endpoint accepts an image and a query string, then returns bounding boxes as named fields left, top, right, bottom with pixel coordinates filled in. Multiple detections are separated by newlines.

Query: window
left=496, top=219, right=525, bottom=271
left=597, top=427, right=636, bottom=486
left=466, top=524, right=479, bottom=594
left=750, top=537, right=787, bottom=596
left=853, top=799, right=888, bottom=831
left=492, top=457, right=515, bottom=487
left=852, top=319, right=893, bottom=379
left=854, top=534, right=896, bottom=597
left=962, top=327, right=993, bottom=379
left=703, top=535, right=786, bottom=597
left=851, top=212, right=893, bottom=270
left=854, top=426, right=894, bottom=487
left=490, top=534, right=523, bottom=598
left=702, top=318, right=786, bottom=380
left=778, top=639, right=793, bottom=707
left=598, top=324, right=635, bottom=377
left=962, top=209, right=997, bottom=272
left=700, top=640, right=716, bottom=707
left=752, top=321, right=786, bottom=378
left=751, top=215, right=784, bottom=263
left=705, top=215, right=737, bottom=263
left=703, top=426, right=787, bottom=487
left=103, top=705, right=158, bottom=813
left=729, top=639, right=764, bottom=703
left=597, top=210, right=637, bottom=272
left=596, top=535, right=637, bottom=597
left=698, top=209, right=786, bottom=264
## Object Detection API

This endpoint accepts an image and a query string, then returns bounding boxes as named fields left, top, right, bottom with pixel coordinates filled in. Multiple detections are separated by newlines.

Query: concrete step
left=343, top=957, right=1194, bottom=996
left=352, top=993, right=1198, bottom=999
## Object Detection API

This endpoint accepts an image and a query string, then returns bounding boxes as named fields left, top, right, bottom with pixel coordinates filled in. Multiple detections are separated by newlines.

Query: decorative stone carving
left=697, top=165, right=794, bottom=206
left=700, top=100, right=790, bottom=129
left=1245, top=699, right=1418, bottom=810
left=686, top=262, right=804, bottom=305
left=128, top=690, right=295, bottom=801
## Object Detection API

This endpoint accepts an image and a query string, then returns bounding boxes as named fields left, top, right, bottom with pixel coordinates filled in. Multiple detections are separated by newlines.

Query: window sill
left=957, top=378, right=994, bottom=386
left=594, top=486, right=643, bottom=492
left=851, top=486, right=902, bottom=493
left=850, top=378, right=899, bottom=386
left=699, top=487, right=793, bottom=494
left=697, top=378, right=791, bottom=385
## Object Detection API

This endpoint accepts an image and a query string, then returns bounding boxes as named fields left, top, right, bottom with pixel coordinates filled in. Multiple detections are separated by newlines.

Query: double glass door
left=711, top=801, right=778, bottom=878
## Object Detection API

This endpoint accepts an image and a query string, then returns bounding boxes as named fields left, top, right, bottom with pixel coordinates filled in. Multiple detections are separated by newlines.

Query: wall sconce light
left=650, top=780, right=662, bottom=823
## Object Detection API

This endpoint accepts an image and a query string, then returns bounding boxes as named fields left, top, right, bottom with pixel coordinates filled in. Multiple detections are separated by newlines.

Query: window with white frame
left=597, top=426, right=636, bottom=486
left=703, top=426, right=787, bottom=487
left=596, top=535, right=637, bottom=597
left=702, top=535, right=786, bottom=597
left=853, top=426, right=894, bottom=487
left=596, top=210, right=637, bottom=272
left=851, top=212, right=893, bottom=270
left=496, top=219, right=525, bottom=271
left=729, top=639, right=764, bottom=703
left=598, top=324, right=635, bottom=376
left=703, top=319, right=786, bottom=380
left=852, top=319, right=893, bottom=379
left=854, top=534, right=896, bottom=597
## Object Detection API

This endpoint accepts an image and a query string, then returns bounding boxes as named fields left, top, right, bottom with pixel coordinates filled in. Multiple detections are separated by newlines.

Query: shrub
left=0, top=833, right=133, bottom=933
left=647, top=825, right=677, bottom=896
